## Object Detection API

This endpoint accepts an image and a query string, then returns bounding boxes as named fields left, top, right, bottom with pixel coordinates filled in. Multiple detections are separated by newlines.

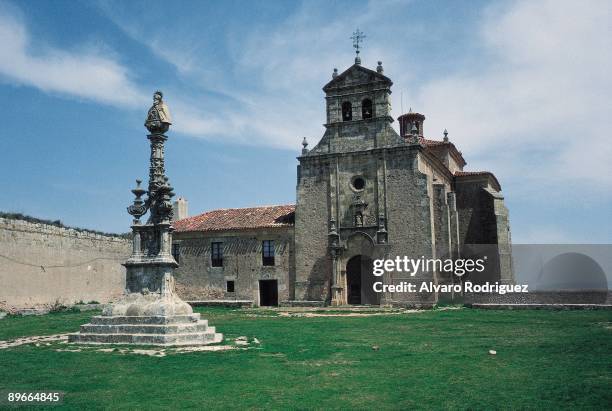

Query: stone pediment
left=323, top=64, right=392, bottom=92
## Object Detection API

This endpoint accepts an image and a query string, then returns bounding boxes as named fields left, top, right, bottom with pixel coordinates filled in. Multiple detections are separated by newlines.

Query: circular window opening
left=352, top=177, right=366, bottom=191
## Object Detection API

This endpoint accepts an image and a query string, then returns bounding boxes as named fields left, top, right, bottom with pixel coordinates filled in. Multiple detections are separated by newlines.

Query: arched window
left=362, top=99, right=373, bottom=119
left=342, top=101, right=352, bottom=121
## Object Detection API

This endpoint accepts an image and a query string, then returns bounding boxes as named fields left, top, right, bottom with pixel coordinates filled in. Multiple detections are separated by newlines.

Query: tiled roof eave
left=172, top=204, right=296, bottom=233
left=454, top=171, right=501, bottom=191
left=418, top=137, right=467, bottom=167
left=174, top=223, right=294, bottom=233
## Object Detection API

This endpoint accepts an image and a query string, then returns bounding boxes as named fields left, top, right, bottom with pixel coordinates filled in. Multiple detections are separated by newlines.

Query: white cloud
left=97, top=0, right=402, bottom=150
left=0, top=5, right=146, bottom=107
left=414, top=0, right=612, bottom=190
left=4, top=0, right=611, bottom=195
left=229, top=0, right=612, bottom=194
left=225, top=1, right=410, bottom=149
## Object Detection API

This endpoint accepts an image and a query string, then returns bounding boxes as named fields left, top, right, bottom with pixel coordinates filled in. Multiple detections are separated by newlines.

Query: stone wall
left=0, top=217, right=131, bottom=309
left=456, top=179, right=514, bottom=284
left=173, top=227, right=294, bottom=304
left=456, top=179, right=501, bottom=245
left=383, top=149, right=436, bottom=304
left=295, top=158, right=333, bottom=301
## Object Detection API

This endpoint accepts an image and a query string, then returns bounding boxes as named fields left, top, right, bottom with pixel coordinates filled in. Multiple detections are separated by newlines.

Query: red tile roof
left=418, top=137, right=447, bottom=147
left=173, top=205, right=295, bottom=233
left=415, top=137, right=467, bottom=167
left=454, top=171, right=501, bottom=190
left=454, top=171, right=488, bottom=176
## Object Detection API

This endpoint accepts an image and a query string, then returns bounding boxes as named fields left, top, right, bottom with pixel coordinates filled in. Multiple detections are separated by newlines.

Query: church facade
left=172, top=59, right=513, bottom=307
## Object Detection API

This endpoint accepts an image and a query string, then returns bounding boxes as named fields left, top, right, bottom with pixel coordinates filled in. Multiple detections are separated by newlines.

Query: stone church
left=172, top=58, right=513, bottom=307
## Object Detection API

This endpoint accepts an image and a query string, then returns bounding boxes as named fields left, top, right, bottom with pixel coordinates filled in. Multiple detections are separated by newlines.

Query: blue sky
left=0, top=0, right=610, bottom=242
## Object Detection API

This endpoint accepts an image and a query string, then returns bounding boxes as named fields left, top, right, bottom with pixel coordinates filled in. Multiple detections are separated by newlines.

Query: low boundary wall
left=0, top=217, right=131, bottom=309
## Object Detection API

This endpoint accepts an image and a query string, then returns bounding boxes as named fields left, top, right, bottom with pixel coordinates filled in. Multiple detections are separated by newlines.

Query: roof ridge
left=454, top=170, right=501, bottom=191
left=419, top=136, right=446, bottom=144
left=454, top=170, right=493, bottom=175
left=192, top=203, right=295, bottom=214
left=323, top=63, right=392, bottom=90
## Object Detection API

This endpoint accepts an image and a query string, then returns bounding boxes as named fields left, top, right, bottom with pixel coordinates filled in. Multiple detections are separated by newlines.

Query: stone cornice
left=324, top=87, right=391, bottom=98
left=298, top=143, right=421, bottom=163
left=323, top=116, right=394, bottom=128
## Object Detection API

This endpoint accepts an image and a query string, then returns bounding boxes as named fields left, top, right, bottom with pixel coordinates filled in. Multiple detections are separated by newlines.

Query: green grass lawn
left=0, top=307, right=610, bottom=410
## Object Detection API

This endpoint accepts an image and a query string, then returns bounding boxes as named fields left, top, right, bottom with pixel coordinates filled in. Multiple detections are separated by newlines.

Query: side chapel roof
left=173, top=205, right=295, bottom=233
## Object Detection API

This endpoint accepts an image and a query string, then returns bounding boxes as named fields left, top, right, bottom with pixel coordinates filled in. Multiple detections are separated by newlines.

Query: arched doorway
left=346, top=255, right=379, bottom=305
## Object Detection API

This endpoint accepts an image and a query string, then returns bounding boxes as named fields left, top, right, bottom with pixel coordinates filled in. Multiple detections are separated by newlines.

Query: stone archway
left=346, top=255, right=379, bottom=305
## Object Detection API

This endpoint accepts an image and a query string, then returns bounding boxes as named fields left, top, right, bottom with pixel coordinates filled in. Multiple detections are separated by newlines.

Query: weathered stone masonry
left=0, top=217, right=130, bottom=308
left=173, top=59, right=514, bottom=306
left=174, top=227, right=294, bottom=303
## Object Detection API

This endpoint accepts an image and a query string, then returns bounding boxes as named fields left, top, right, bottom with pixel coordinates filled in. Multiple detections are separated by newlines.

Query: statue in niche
left=351, top=195, right=368, bottom=227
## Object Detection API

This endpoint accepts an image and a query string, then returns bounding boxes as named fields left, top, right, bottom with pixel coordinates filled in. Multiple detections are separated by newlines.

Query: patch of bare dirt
left=0, top=301, right=18, bottom=315
left=174, top=345, right=237, bottom=353
left=53, top=345, right=241, bottom=356
left=292, top=359, right=359, bottom=367
left=0, top=334, right=69, bottom=349
left=3, top=334, right=249, bottom=356
left=277, top=310, right=422, bottom=317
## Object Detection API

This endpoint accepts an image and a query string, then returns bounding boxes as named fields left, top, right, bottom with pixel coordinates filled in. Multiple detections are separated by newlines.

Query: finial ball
left=301, top=137, right=309, bottom=155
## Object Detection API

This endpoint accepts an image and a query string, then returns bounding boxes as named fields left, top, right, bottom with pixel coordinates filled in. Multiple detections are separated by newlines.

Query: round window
left=352, top=176, right=365, bottom=191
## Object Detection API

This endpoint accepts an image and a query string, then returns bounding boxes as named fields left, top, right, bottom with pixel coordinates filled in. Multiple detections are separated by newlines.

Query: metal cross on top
left=351, top=28, right=366, bottom=56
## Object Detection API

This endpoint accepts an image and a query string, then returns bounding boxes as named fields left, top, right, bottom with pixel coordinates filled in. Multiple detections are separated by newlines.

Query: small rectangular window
left=262, top=240, right=275, bottom=266
left=172, top=243, right=180, bottom=264
left=226, top=280, right=235, bottom=293
left=211, top=242, right=223, bottom=267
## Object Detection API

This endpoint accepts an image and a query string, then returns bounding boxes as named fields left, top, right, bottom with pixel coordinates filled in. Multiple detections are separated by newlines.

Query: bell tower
left=305, top=58, right=402, bottom=156
left=323, top=61, right=393, bottom=126
left=295, top=31, right=406, bottom=305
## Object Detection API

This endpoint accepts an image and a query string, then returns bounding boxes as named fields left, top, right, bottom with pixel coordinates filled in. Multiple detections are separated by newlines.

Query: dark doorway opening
left=346, top=255, right=378, bottom=305
left=259, top=280, right=278, bottom=306
left=347, top=256, right=362, bottom=304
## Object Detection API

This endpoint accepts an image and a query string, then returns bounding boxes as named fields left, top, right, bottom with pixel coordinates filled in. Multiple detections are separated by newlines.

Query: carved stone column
left=329, top=219, right=345, bottom=306
left=69, top=91, right=222, bottom=346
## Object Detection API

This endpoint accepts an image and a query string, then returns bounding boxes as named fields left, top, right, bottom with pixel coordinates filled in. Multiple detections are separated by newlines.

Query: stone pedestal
left=69, top=293, right=222, bottom=346
left=69, top=239, right=224, bottom=346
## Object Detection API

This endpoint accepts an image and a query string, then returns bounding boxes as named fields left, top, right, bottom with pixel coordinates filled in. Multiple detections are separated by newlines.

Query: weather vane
left=350, top=28, right=366, bottom=64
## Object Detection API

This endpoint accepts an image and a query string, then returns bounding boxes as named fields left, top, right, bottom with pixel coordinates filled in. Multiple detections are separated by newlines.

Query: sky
left=0, top=0, right=610, bottom=242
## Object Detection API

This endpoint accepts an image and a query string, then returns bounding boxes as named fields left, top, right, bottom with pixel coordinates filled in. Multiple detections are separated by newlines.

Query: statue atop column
left=124, top=89, right=178, bottom=288
left=69, top=91, right=223, bottom=346
left=145, top=91, right=172, bottom=134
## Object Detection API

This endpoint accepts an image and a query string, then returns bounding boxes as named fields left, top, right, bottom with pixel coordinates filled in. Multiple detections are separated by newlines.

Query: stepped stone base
left=69, top=293, right=223, bottom=346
